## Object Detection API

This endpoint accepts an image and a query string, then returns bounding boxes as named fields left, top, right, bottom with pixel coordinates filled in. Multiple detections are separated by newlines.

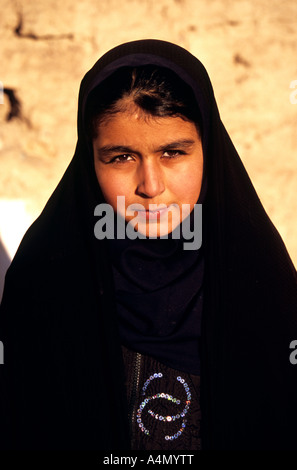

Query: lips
left=139, top=207, right=169, bottom=220
left=132, top=204, right=170, bottom=221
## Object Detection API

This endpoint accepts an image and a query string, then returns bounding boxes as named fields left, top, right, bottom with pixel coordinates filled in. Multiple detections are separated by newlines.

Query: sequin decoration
left=136, top=374, right=192, bottom=441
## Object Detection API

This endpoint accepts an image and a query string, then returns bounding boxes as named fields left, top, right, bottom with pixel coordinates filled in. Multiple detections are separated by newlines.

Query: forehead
left=94, top=108, right=200, bottom=146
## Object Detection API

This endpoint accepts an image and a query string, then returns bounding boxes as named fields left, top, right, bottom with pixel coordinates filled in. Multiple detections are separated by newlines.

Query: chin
left=132, top=218, right=181, bottom=239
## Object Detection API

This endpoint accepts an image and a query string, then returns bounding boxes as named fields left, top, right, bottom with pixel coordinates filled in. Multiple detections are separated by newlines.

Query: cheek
left=95, top=168, right=115, bottom=207
left=188, top=171, right=203, bottom=203
left=95, top=167, right=132, bottom=210
left=172, top=163, right=203, bottom=206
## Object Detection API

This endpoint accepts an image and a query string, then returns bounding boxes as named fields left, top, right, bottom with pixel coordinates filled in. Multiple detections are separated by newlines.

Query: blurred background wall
left=0, top=0, right=296, bottom=299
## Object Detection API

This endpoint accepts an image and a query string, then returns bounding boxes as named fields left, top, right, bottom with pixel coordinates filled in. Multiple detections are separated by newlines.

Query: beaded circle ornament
left=136, top=373, right=192, bottom=441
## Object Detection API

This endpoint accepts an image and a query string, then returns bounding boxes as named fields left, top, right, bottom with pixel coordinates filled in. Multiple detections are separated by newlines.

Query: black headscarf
left=1, top=40, right=297, bottom=450
left=108, top=209, right=204, bottom=376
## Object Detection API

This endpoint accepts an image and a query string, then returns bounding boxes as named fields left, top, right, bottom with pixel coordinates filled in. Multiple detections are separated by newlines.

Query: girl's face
left=93, top=107, right=203, bottom=237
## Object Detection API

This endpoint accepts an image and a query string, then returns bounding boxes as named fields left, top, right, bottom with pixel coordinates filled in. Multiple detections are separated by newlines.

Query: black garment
left=109, top=220, right=204, bottom=376
left=0, top=39, right=297, bottom=450
left=121, top=345, right=201, bottom=450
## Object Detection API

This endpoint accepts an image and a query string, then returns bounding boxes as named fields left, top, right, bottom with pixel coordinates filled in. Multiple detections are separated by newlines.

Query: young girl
left=1, top=39, right=297, bottom=450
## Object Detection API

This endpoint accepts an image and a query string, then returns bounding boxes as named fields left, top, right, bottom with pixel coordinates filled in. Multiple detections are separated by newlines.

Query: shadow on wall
left=0, top=238, right=11, bottom=303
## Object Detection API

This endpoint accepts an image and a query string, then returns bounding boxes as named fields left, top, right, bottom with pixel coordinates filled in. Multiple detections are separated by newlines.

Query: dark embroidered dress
left=122, top=346, right=201, bottom=450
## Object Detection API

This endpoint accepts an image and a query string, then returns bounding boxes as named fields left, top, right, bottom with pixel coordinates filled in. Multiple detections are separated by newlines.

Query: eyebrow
left=96, top=140, right=196, bottom=159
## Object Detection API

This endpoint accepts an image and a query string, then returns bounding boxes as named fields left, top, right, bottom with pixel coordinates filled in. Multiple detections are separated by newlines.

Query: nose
left=136, top=160, right=165, bottom=199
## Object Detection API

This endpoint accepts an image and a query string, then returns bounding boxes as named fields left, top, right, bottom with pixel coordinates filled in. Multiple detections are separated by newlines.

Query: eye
left=162, top=150, right=185, bottom=159
left=110, top=154, right=134, bottom=164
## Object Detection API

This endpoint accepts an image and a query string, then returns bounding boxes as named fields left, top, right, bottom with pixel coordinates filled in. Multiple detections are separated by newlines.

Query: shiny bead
left=135, top=373, right=192, bottom=442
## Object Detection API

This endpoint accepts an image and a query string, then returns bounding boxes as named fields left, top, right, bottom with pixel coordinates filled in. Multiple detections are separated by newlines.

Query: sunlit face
left=93, top=107, right=203, bottom=237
